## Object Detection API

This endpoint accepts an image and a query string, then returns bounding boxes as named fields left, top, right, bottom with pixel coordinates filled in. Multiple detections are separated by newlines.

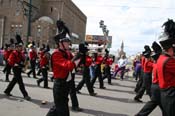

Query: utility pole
left=99, top=20, right=110, bottom=51
left=21, top=0, right=38, bottom=46
left=27, top=0, right=32, bottom=46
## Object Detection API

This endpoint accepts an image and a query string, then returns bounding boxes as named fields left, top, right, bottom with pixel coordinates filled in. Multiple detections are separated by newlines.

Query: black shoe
left=100, top=87, right=106, bottom=89
left=27, top=73, right=30, bottom=78
left=37, top=80, right=40, bottom=86
left=90, top=92, right=97, bottom=96
left=4, top=91, right=12, bottom=96
left=50, top=77, right=54, bottom=82
left=71, top=107, right=83, bottom=112
left=77, top=91, right=81, bottom=94
left=134, top=98, right=142, bottom=102
left=44, top=86, right=50, bottom=89
left=24, top=96, right=31, bottom=101
left=33, top=76, right=37, bottom=79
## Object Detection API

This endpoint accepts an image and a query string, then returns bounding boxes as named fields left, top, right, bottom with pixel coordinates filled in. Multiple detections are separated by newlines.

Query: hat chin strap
left=61, top=41, right=67, bottom=51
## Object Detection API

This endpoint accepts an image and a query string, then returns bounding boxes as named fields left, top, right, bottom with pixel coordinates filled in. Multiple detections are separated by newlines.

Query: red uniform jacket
left=8, top=50, right=25, bottom=67
left=143, top=59, right=153, bottom=73
left=38, top=50, right=44, bottom=60
left=95, top=55, right=103, bottom=65
left=152, top=63, right=159, bottom=84
left=51, top=49, right=75, bottom=79
left=85, top=55, right=92, bottom=67
left=157, top=54, right=175, bottom=89
left=104, top=57, right=113, bottom=65
left=29, top=49, right=37, bottom=61
left=4, top=50, right=12, bottom=61
left=40, top=54, right=49, bottom=68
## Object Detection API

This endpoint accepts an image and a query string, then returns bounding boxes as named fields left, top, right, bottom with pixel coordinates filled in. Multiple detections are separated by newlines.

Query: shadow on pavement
left=104, top=88, right=135, bottom=95
left=77, top=92, right=144, bottom=104
left=24, top=83, right=53, bottom=89
left=24, top=83, right=39, bottom=88
left=0, top=93, right=25, bottom=101
left=82, top=108, right=129, bottom=116
left=96, top=94, right=138, bottom=103
left=108, top=82, right=136, bottom=89
left=30, top=98, right=53, bottom=109
left=0, top=93, right=53, bottom=108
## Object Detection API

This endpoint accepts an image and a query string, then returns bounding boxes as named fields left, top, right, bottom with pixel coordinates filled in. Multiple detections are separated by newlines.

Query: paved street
left=0, top=66, right=161, bottom=116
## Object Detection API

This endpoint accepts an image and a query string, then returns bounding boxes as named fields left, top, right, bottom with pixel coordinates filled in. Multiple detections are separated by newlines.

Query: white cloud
left=72, top=0, right=175, bottom=55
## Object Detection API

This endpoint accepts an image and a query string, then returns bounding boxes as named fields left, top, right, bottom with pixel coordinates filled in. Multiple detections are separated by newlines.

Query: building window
left=50, top=7, right=53, bottom=13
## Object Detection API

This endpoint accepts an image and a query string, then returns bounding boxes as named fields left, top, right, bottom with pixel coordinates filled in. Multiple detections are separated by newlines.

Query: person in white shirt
left=112, top=55, right=128, bottom=80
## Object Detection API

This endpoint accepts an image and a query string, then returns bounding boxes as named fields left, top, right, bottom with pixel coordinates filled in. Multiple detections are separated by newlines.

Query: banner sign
left=85, top=35, right=112, bottom=48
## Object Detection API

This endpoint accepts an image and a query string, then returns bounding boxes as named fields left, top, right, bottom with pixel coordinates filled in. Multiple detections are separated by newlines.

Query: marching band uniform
left=156, top=19, right=175, bottom=116
left=134, top=53, right=153, bottom=102
left=37, top=51, right=50, bottom=88
left=103, top=57, right=113, bottom=84
left=47, top=20, right=80, bottom=115
left=3, top=45, right=13, bottom=82
left=27, top=45, right=37, bottom=78
left=76, top=54, right=97, bottom=96
left=36, top=47, right=45, bottom=76
left=134, top=54, right=145, bottom=93
left=135, top=42, right=165, bottom=116
left=66, top=51, right=82, bottom=111
left=157, top=53, right=175, bottom=116
left=91, top=53, right=105, bottom=89
left=4, top=42, right=31, bottom=100
left=47, top=48, right=75, bottom=116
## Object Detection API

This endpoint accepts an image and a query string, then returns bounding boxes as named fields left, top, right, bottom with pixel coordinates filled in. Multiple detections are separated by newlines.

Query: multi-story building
left=0, top=0, right=86, bottom=48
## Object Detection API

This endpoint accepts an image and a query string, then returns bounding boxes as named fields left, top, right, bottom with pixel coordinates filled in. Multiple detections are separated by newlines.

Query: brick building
left=0, top=0, right=86, bottom=48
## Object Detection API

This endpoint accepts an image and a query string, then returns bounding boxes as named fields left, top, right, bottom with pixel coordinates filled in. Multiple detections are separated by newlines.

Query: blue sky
left=72, top=0, right=175, bottom=56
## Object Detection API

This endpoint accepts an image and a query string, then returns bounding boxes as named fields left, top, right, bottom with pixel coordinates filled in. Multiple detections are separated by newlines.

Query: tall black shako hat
left=15, top=34, right=23, bottom=47
left=159, top=19, right=175, bottom=50
left=54, top=19, right=71, bottom=44
left=151, top=41, right=162, bottom=60
left=151, top=41, right=162, bottom=53
left=79, top=42, right=89, bottom=53
left=143, top=45, right=151, bottom=58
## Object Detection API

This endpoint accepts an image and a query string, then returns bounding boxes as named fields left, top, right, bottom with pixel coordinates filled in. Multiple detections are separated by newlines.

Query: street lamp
left=10, top=24, right=23, bottom=37
left=99, top=20, right=110, bottom=50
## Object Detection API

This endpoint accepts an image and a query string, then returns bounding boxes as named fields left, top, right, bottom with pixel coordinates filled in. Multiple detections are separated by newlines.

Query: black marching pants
left=76, top=67, right=94, bottom=94
left=68, top=73, right=79, bottom=108
left=37, top=68, right=48, bottom=88
left=135, top=70, right=144, bottom=93
left=5, top=64, right=11, bottom=81
left=91, top=64, right=104, bottom=88
left=103, top=65, right=111, bottom=84
left=28, top=60, right=36, bottom=78
left=136, top=84, right=165, bottom=116
left=47, top=79, right=70, bottom=116
left=134, top=72, right=152, bottom=99
left=161, top=87, right=175, bottom=116
left=4, top=66, right=28, bottom=97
